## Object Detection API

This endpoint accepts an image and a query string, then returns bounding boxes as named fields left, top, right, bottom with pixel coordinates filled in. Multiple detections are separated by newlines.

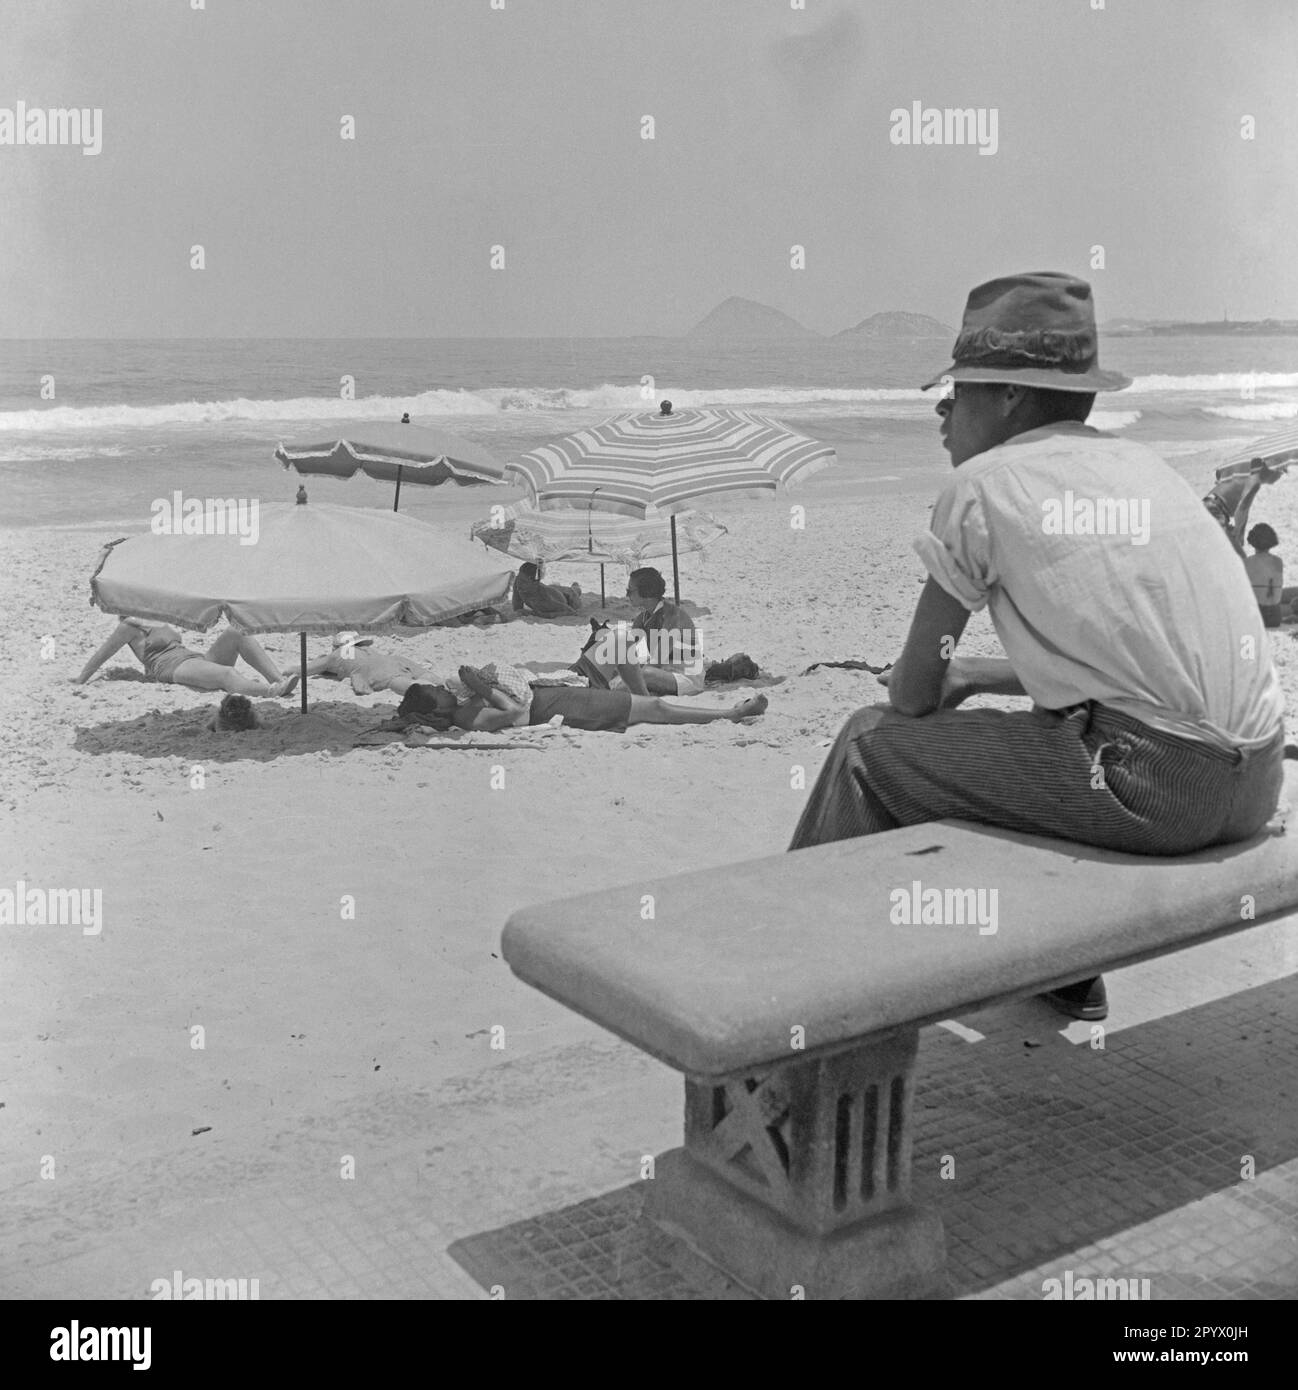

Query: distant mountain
left=685, top=296, right=818, bottom=338
left=834, top=311, right=953, bottom=340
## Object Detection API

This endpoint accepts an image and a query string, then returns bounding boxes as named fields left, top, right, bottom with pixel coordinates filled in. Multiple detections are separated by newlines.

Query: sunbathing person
left=291, top=633, right=435, bottom=694
left=789, top=272, right=1285, bottom=1024
left=512, top=562, right=583, bottom=618
left=397, top=668, right=765, bottom=733
left=75, top=619, right=298, bottom=696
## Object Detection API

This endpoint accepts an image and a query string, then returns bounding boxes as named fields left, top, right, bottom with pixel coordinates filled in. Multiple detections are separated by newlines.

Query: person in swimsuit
left=75, top=619, right=299, bottom=696
left=290, top=634, right=436, bottom=694
left=1243, top=523, right=1284, bottom=628
left=397, top=667, right=766, bottom=733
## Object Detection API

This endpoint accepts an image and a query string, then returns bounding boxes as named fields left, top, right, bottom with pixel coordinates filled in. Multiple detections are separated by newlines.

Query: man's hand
left=938, top=662, right=972, bottom=709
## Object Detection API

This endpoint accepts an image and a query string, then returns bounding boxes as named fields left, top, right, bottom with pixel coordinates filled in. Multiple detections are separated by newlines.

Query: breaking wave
left=1, top=371, right=1295, bottom=433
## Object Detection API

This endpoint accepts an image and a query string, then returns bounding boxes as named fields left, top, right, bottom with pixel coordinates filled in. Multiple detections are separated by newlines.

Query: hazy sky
left=3, top=0, right=1296, bottom=336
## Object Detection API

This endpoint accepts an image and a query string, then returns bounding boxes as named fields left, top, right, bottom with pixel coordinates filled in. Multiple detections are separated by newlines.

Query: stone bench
left=501, top=765, right=1298, bottom=1299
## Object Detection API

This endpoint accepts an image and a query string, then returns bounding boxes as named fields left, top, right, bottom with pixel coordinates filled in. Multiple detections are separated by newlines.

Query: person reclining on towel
left=290, top=633, right=434, bottom=694
left=787, top=271, right=1286, bottom=1026
left=511, top=562, right=582, bottom=618
left=397, top=669, right=765, bottom=733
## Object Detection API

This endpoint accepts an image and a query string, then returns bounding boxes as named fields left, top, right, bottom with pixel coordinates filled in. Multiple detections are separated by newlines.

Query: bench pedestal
left=643, top=1027, right=950, bottom=1299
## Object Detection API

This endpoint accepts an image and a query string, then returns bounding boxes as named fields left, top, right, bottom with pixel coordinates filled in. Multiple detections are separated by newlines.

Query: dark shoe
left=1042, top=976, right=1108, bottom=1021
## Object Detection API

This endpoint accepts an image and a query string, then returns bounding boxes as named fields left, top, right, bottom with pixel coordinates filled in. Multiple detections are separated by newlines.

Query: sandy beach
left=3, top=462, right=1297, bottom=1298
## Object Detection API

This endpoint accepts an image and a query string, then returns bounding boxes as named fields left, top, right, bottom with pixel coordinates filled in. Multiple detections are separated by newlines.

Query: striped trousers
left=789, top=702, right=1286, bottom=856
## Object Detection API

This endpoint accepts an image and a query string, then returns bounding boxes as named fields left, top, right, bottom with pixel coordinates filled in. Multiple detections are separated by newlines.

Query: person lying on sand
left=205, top=693, right=262, bottom=732
left=291, top=633, right=434, bottom=694
left=789, top=272, right=1286, bottom=1026
left=512, top=562, right=583, bottom=618
left=398, top=669, right=766, bottom=734
left=75, top=619, right=299, bottom=697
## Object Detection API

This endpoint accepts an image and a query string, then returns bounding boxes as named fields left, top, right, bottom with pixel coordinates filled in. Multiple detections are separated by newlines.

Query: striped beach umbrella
left=507, top=407, right=835, bottom=600
left=275, top=421, right=507, bottom=511
left=1216, top=420, right=1298, bottom=480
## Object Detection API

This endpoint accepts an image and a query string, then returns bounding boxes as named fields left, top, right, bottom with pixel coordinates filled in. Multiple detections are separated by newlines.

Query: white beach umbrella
left=89, top=497, right=513, bottom=711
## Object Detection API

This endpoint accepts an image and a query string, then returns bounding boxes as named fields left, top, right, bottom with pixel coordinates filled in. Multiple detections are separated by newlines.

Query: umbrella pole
left=670, top=514, right=681, bottom=605
left=300, top=632, right=308, bottom=714
left=393, top=465, right=403, bottom=512
left=600, top=564, right=606, bottom=607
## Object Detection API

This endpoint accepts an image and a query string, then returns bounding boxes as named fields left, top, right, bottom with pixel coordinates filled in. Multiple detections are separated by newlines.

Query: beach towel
left=527, top=669, right=589, bottom=688
left=351, top=719, right=566, bottom=750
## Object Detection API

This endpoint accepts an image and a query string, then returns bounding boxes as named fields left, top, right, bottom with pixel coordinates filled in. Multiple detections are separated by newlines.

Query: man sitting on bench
left=789, top=271, right=1287, bottom=1022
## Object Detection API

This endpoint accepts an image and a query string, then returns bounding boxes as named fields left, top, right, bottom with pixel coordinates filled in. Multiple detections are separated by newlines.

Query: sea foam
left=1202, top=402, right=1298, bottom=422
left=1, top=372, right=1294, bottom=433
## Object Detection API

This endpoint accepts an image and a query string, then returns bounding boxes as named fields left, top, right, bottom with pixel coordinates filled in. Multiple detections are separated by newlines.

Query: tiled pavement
left=3, top=917, right=1296, bottom=1300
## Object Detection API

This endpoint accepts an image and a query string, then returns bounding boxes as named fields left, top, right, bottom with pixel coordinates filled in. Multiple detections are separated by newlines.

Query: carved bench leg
left=643, top=1027, right=949, bottom=1299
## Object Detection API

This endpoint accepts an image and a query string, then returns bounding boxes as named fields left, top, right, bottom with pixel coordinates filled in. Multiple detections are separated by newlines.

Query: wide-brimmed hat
left=332, top=631, right=375, bottom=649
left=922, top=272, right=1131, bottom=393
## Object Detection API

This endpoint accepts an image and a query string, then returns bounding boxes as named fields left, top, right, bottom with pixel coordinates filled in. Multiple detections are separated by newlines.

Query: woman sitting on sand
left=398, top=666, right=766, bottom=733
left=75, top=618, right=299, bottom=697
left=1244, top=524, right=1284, bottom=629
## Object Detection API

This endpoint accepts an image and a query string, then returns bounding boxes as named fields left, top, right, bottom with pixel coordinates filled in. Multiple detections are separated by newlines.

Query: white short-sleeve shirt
left=913, top=422, right=1285, bottom=751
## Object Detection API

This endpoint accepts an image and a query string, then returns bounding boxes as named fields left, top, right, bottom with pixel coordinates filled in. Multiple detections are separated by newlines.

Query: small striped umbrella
left=507, top=407, right=834, bottom=600
left=275, top=421, right=507, bottom=511
left=1208, top=421, right=1298, bottom=550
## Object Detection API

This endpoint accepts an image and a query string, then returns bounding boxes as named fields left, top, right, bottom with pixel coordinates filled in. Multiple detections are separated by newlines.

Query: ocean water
left=0, top=336, right=1295, bottom=529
